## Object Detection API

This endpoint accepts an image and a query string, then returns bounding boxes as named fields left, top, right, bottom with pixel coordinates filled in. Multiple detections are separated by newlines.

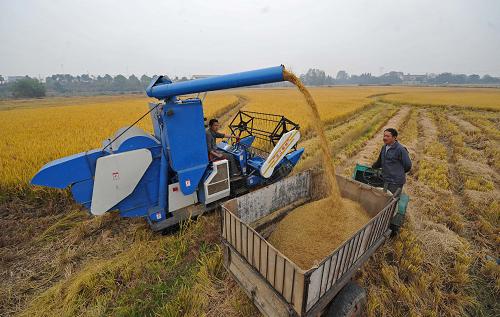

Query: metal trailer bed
left=220, top=169, right=400, bottom=316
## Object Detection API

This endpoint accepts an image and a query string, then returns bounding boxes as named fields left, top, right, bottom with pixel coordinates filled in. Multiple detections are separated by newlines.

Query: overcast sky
left=1, top=0, right=499, bottom=78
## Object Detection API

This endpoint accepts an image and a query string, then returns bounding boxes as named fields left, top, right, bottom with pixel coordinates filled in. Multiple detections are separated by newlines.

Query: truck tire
left=325, top=281, right=367, bottom=317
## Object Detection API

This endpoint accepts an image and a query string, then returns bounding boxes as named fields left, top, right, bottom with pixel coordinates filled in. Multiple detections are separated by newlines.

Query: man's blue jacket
left=372, top=141, right=412, bottom=185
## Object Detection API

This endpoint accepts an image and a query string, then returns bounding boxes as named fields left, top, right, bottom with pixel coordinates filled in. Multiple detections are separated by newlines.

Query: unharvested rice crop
left=0, top=92, right=238, bottom=188
left=234, top=86, right=396, bottom=133
left=380, top=86, right=500, bottom=109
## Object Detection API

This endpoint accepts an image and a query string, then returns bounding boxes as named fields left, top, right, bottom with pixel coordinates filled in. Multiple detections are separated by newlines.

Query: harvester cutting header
left=31, top=65, right=304, bottom=231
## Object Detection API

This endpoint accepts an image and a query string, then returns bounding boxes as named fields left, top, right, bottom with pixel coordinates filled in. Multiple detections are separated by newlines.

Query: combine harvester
left=31, top=66, right=304, bottom=231
left=32, top=65, right=408, bottom=316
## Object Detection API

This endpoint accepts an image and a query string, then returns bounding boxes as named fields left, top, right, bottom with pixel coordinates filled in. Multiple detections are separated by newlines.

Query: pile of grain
left=269, top=197, right=371, bottom=269
left=269, top=70, right=371, bottom=269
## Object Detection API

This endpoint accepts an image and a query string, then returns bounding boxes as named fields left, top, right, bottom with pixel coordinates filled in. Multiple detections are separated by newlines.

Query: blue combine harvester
left=31, top=65, right=305, bottom=231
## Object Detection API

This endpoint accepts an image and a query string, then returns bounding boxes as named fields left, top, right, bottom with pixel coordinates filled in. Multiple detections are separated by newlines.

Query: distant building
left=381, top=71, right=404, bottom=80
left=402, top=74, right=428, bottom=84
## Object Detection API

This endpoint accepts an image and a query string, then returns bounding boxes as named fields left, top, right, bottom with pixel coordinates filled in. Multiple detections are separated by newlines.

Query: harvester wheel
left=325, top=281, right=367, bottom=317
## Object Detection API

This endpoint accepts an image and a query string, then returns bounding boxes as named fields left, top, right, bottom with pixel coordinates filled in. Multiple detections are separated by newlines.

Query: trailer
left=220, top=169, right=403, bottom=316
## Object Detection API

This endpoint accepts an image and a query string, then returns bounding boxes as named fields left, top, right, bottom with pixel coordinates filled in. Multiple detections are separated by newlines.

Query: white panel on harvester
left=91, top=149, right=152, bottom=215
left=260, top=130, right=300, bottom=178
left=168, top=182, right=198, bottom=212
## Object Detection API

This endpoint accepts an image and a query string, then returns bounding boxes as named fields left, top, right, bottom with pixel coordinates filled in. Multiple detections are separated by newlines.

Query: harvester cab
left=31, top=66, right=305, bottom=232
left=222, top=111, right=302, bottom=184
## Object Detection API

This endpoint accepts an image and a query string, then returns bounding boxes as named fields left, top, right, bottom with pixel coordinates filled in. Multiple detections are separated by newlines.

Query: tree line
left=299, top=69, right=500, bottom=86
left=0, top=74, right=192, bottom=98
left=1, top=69, right=499, bottom=99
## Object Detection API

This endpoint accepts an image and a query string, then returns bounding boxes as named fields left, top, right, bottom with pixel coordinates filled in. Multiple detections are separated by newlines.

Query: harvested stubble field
left=0, top=86, right=499, bottom=317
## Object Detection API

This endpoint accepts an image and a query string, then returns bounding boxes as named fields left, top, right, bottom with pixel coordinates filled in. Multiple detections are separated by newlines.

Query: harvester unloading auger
left=31, top=65, right=305, bottom=231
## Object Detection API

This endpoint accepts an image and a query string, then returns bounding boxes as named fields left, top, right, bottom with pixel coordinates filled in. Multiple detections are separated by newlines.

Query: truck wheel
left=325, top=281, right=367, bottom=317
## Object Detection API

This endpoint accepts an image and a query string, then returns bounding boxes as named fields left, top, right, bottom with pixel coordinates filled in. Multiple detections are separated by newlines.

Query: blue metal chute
left=147, top=65, right=285, bottom=99
left=31, top=131, right=161, bottom=190
left=31, top=132, right=163, bottom=216
left=31, top=149, right=103, bottom=189
left=162, top=98, right=208, bottom=195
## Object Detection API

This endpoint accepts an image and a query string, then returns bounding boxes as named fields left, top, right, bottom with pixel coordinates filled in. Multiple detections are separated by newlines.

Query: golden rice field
left=234, top=86, right=396, bottom=130
left=0, top=92, right=237, bottom=187
left=1, top=86, right=499, bottom=317
left=380, top=86, right=500, bottom=109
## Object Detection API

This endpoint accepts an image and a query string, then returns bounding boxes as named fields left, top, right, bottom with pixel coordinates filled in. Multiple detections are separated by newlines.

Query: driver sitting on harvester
left=206, top=118, right=241, bottom=177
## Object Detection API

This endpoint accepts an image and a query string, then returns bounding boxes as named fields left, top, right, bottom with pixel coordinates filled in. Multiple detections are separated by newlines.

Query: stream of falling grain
left=267, top=70, right=370, bottom=269
left=283, top=69, right=342, bottom=204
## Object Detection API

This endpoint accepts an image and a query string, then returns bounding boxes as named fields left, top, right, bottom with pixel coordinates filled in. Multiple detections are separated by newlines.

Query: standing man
left=206, top=118, right=241, bottom=176
left=371, top=128, right=412, bottom=194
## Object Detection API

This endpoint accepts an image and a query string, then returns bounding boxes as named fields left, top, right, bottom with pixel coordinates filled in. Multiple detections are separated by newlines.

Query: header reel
left=229, top=111, right=300, bottom=155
